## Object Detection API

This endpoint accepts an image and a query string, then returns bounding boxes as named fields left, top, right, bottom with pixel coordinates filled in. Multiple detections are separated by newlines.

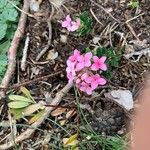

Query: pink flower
left=81, top=73, right=89, bottom=80
left=62, top=15, right=72, bottom=31
left=66, top=60, right=76, bottom=82
left=69, top=49, right=81, bottom=62
left=70, top=18, right=80, bottom=32
left=76, top=52, right=92, bottom=71
left=61, top=15, right=80, bottom=32
left=91, top=56, right=107, bottom=71
left=85, top=74, right=106, bottom=89
left=66, top=49, right=107, bottom=95
left=78, top=81, right=93, bottom=95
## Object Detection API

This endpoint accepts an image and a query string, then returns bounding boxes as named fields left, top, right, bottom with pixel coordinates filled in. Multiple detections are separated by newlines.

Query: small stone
left=60, top=34, right=67, bottom=43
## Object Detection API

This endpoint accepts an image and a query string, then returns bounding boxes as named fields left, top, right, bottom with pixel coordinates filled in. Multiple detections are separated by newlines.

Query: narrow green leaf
left=29, top=109, right=45, bottom=124
left=8, top=95, right=34, bottom=103
left=20, top=86, right=34, bottom=102
left=8, top=101, right=30, bottom=109
left=10, top=108, right=26, bottom=119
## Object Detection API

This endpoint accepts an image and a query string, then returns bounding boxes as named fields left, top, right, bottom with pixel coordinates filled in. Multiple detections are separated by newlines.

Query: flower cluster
left=66, top=49, right=107, bottom=95
left=61, top=15, right=80, bottom=32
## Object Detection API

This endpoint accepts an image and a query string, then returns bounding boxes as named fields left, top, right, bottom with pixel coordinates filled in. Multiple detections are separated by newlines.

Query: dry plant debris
left=0, top=0, right=150, bottom=149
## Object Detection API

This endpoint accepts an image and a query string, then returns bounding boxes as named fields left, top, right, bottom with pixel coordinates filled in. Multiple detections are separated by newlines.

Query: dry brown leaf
left=51, top=107, right=66, bottom=117
left=23, top=102, right=45, bottom=116
left=66, top=109, right=76, bottom=119
left=63, top=133, right=78, bottom=148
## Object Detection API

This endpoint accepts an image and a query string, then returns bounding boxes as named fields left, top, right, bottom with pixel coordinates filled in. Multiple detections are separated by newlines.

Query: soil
left=0, top=0, right=150, bottom=149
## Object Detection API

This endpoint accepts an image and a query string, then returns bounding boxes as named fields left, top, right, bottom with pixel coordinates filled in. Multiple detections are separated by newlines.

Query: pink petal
left=85, top=76, right=93, bottom=84
left=66, top=15, right=72, bottom=22
left=62, top=21, right=69, bottom=27
left=66, top=24, right=72, bottom=31
left=76, top=18, right=81, bottom=26
left=74, top=49, right=80, bottom=55
left=93, top=56, right=99, bottom=63
left=67, top=59, right=72, bottom=66
left=76, top=78, right=81, bottom=84
left=99, top=63, right=107, bottom=71
left=99, top=56, right=107, bottom=63
left=91, top=81, right=98, bottom=90
left=77, top=55, right=84, bottom=62
left=66, top=67, right=71, bottom=73
left=76, top=62, right=84, bottom=71
left=91, top=63, right=99, bottom=71
left=84, top=61, right=91, bottom=67
left=85, top=52, right=92, bottom=60
left=98, top=77, right=107, bottom=85
left=94, top=74, right=100, bottom=80
left=81, top=73, right=89, bottom=80
left=69, top=55, right=76, bottom=62
left=86, top=88, right=93, bottom=95
left=70, top=24, right=79, bottom=32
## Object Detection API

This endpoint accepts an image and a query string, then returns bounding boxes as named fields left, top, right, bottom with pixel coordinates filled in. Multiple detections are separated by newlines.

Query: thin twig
left=36, top=6, right=54, bottom=61
left=90, top=0, right=120, bottom=23
left=125, top=15, right=140, bottom=41
left=10, top=70, right=63, bottom=89
left=8, top=0, right=36, bottom=19
left=0, top=82, right=73, bottom=150
left=90, top=8, right=103, bottom=25
left=125, top=12, right=145, bottom=23
left=21, top=33, right=30, bottom=71
left=0, top=0, right=29, bottom=99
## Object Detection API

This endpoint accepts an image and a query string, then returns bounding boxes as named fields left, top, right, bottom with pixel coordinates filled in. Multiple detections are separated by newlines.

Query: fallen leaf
left=23, top=102, right=45, bottom=116
left=63, top=133, right=79, bottom=148
left=51, top=107, right=66, bottom=117
left=66, top=109, right=76, bottom=119
left=29, top=109, right=45, bottom=124
left=8, top=101, right=30, bottom=109
left=9, top=95, right=33, bottom=103
left=46, top=49, right=58, bottom=60
left=105, top=90, right=133, bottom=111
left=10, top=108, right=26, bottom=119
left=59, top=120, right=66, bottom=126
left=20, top=86, right=34, bottom=102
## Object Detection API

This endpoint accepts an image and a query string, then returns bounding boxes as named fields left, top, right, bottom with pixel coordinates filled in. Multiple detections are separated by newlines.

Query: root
left=0, top=0, right=30, bottom=98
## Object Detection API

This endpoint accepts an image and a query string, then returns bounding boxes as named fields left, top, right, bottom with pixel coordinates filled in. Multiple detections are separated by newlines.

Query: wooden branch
left=0, top=0, right=30, bottom=98
left=0, top=82, right=73, bottom=150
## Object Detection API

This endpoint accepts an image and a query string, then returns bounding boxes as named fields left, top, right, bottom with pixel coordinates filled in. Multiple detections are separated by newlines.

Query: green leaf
left=10, top=107, right=26, bottom=119
left=0, top=40, right=10, bottom=54
left=1, top=7, right=18, bottom=22
left=8, top=101, right=30, bottom=109
left=0, top=22, right=7, bottom=40
left=0, top=54, right=7, bottom=78
left=20, top=86, right=34, bottom=102
left=77, top=11, right=92, bottom=36
left=8, top=95, right=34, bottom=103
left=29, top=109, right=45, bottom=124
left=0, top=0, right=19, bottom=40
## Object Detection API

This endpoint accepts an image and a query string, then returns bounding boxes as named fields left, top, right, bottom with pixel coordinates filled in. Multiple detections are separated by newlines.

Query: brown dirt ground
left=0, top=0, right=150, bottom=149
